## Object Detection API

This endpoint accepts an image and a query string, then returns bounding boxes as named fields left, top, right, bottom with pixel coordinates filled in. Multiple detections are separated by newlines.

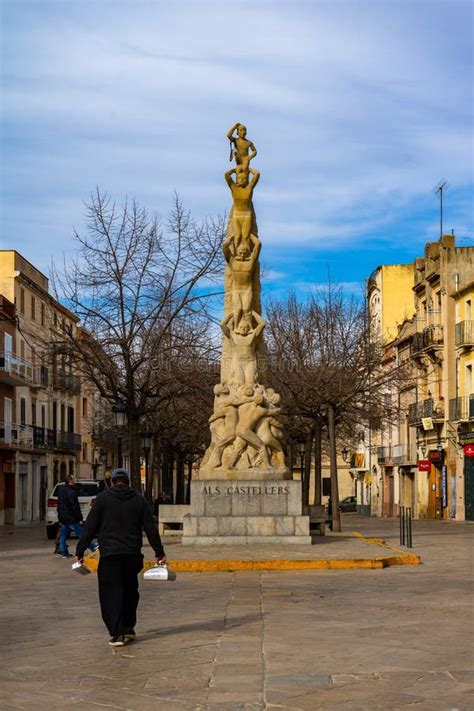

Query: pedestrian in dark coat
left=57, top=475, right=98, bottom=558
left=76, top=468, right=166, bottom=647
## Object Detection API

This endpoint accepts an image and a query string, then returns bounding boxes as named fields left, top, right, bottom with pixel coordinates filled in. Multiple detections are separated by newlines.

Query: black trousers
left=97, top=554, right=144, bottom=637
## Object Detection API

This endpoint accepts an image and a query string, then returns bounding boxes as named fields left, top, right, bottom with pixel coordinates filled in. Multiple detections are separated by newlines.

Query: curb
left=82, top=534, right=421, bottom=573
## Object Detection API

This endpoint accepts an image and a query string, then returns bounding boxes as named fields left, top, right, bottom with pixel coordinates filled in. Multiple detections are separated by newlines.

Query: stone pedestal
left=182, top=480, right=311, bottom=545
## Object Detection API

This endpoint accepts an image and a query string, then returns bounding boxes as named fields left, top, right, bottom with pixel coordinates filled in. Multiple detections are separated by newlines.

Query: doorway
left=39, top=466, right=47, bottom=521
left=465, top=456, right=474, bottom=521
left=19, top=462, right=28, bottom=521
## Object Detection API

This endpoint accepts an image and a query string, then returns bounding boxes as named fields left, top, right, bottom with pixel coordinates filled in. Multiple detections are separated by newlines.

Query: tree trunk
left=176, top=451, right=185, bottom=504
left=328, top=403, right=341, bottom=532
left=145, top=449, right=153, bottom=504
left=303, top=429, right=314, bottom=507
left=161, top=445, right=173, bottom=501
left=186, top=460, right=193, bottom=504
left=314, top=417, right=322, bottom=506
left=128, top=414, right=141, bottom=492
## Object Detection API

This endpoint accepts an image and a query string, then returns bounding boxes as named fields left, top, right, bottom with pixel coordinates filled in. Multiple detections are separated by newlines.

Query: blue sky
left=1, top=0, right=473, bottom=298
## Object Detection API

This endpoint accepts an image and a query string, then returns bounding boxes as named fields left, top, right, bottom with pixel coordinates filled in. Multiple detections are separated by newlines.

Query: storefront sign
left=464, top=444, right=474, bottom=458
left=429, top=449, right=443, bottom=462
left=441, top=465, right=447, bottom=508
left=418, top=459, right=430, bottom=472
left=459, top=431, right=474, bottom=445
left=422, top=417, right=433, bottom=431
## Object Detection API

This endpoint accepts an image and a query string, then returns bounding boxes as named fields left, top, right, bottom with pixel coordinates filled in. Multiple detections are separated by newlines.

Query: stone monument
left=182, top=123, right=311, bottom=545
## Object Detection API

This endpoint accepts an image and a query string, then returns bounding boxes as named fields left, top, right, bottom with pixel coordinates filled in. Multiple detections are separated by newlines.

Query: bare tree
left=53, top=189, right=225, bottom=490
left=265, top=284, right=411, bottom=531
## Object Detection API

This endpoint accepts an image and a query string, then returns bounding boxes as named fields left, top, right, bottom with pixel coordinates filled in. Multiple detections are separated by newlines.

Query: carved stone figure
left=223, top=232, right=261, bottom=327
left=228, top=388, right=278, bottom=470
left=220, top=311, right=265, bottom=386
left=199, top=124, right=289, bottom=479
left=227, top=123, right=257, bottom=170
left=224, top=168, right=260, bottom=249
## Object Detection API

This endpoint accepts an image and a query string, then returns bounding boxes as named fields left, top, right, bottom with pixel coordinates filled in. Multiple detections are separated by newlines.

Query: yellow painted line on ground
left=351, top=531, right=422, bottom=565
left=82, top=550, right=420, bottom=573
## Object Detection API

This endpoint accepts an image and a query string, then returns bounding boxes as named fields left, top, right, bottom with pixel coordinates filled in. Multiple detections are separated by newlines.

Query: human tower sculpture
left=200, top=124, right=289, bottom=480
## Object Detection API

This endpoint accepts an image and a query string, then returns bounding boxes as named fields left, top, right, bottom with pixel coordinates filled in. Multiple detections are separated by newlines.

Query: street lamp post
left=112, top=399, right=127, bottom=468
left=297, top=437, right=306, bottom=481
left=140, top=432, right=152, bottom=500
left=341, top=446, right=349, bottom=463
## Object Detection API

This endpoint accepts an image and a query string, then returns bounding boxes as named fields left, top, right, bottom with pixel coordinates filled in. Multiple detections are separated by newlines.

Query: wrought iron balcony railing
left=377, top=445, right=393, bottom=463
left=449, top=396, right=474, bottom=422
left=53, top=369, right=80, bottom=394
left=408, top=398, right=444, bottom=425
left=455, top=321, right=474, bottom=348
left=57, top=431, right=82, bottom=450
left=411, top=325, right=443, bottom=355
left=392, top=442, right=417, bottom=465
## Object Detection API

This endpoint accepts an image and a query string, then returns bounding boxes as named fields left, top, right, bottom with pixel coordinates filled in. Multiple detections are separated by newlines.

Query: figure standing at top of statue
left=225, top=167, right=260, bottom=249
left=223, top=232, right=261, bottom=327
left=227, top=123, right=257, bottom=170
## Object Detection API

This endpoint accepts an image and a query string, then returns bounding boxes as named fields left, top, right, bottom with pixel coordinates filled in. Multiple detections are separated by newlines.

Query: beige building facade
left=0, top=251, right=99, bottom=525
left=368, top=235, right=474, bottom=520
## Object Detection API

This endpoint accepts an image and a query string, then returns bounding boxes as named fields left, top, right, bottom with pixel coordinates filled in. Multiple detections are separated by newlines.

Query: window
left=20, top=397, right=26, bottom=426
left=466, top=300, right=472, bottom=322
left=467, top=364, right=473, bottom=396
left=68, top=406, right=74, bottom=432
left=20, top=288, right=25, bottom=314
left=20, top=340, right=25, bottom=360
left=31, top=296, right=36, bottom=321
left=41, top=403, right=46, bottom=428
left=82, top=397, right=88, bottom=417
left=31, top=399, right=37, bottom=426
left=41, top=303, right=45, bottom=326
left=82, top=442, right=88, bottom=462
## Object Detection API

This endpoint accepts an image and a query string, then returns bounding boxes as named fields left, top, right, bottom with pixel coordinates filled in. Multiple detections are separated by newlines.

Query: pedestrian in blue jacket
left=57, top=475, right=97, bottom=558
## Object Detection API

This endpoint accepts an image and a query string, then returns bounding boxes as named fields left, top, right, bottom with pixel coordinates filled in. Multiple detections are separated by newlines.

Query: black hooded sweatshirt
left=76, top=485, right=164, bottom=560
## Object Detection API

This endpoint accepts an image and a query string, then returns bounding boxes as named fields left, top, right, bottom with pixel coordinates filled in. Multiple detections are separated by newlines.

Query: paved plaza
left=1, top=515, right=473, bottom=710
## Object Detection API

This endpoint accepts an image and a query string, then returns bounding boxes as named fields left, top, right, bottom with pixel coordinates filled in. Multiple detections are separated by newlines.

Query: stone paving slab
left=1, top=517, right=473, bottom=710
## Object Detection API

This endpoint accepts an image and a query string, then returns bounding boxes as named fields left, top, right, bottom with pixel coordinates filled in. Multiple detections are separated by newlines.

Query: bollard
left=407, top=507, right=413, bottom=548
left=399, top=505, right=405, bottom=546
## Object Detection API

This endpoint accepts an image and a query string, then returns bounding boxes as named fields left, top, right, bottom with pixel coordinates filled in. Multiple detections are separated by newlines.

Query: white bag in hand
left=143, top=564, right=176, bottom=581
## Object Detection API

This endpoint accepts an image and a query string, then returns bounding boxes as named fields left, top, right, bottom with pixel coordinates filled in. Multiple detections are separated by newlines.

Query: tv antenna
left=433, top=179, right=449, bottom=238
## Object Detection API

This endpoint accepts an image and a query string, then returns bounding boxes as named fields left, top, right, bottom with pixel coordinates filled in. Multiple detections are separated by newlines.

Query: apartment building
left=450, top=278, right=474, bottom=520
left=363, top=263, right=416, bottom=516
left=368, top=235, right=474, bottom=520
left=0, top=251, right=84, bottom=524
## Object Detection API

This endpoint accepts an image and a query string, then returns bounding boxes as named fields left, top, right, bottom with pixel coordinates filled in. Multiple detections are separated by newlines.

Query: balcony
left=57, top=431, right=82, bottom=451
left=0, top=423, right=33, bottom=448
left=32, top=365, right=49, bottom=389
left=377, top=445, right=393, bottom=463
left=0, top=423, right=58, bottom=450
left=0, top=353, right=34, bottom=386
left=455, top=321, right=474, bottom=348
left=411, top=325, right=443, bottom=356
left=349, top=452, right=366, bottom=471
left=408, top=398, right=445, bottom=425
left=449, top=396, right=474, bottom=422
left=392, top=443, right=417, bottom=465
left=32, top=425, right=55, bottom=449
left=53, top=369, right=80, bottom=394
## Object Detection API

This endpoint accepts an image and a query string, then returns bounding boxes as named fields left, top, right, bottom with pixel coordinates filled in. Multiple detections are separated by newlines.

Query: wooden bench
left=155, top=504, right=191, bottom=536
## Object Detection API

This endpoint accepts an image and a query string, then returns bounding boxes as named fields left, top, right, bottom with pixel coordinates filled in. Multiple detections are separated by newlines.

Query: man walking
left=75, top=468, right=166, bottom=647
left=58, top=475, right=98, bottom=559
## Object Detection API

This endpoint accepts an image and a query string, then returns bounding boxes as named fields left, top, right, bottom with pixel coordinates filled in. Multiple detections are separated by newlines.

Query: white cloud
left=1, top=0, right=472, bottom=277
